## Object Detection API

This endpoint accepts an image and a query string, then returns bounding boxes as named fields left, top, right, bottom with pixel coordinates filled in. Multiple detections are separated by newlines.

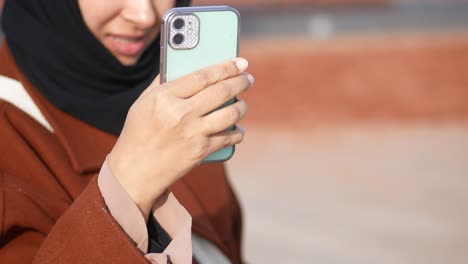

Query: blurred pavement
left=227, top=124, right=468, bottom=263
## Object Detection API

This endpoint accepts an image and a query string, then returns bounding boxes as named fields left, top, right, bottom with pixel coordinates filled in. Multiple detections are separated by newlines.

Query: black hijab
left=1, top=0, right=191, bottom=135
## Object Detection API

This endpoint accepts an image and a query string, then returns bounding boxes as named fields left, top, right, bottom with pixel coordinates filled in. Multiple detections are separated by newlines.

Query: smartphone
left=160, top=6, right=240, bottom=163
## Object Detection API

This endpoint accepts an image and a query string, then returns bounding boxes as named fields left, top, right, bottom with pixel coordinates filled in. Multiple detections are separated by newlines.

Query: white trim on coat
left=0, top=75, right=53, bottom=132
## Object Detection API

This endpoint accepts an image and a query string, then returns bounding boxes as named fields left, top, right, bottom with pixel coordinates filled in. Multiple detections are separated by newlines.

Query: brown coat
left=0, top=41, right=244, bottom=263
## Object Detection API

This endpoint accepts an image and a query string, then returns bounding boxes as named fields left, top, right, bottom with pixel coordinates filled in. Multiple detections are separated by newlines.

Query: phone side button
left=160, top=46, right=164, bottom=71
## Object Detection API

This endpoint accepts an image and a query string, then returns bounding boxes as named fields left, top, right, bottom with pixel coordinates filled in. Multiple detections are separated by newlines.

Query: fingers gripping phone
left=160, top=6, right=240, bottom=163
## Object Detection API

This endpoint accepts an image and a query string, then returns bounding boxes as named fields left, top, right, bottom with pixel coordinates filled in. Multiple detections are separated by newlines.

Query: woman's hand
left=108, top=58, right=253, bottom=220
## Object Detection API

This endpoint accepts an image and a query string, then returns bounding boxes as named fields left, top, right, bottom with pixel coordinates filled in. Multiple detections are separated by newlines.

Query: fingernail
left=238, top=126, right=246, bottom=133
left=245, top=73, right=255, bottom=86
left=235, top=58, right=249, bottom=71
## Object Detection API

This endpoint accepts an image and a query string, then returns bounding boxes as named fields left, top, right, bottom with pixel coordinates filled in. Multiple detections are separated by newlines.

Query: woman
left=0, top=0, right=252, bottom=263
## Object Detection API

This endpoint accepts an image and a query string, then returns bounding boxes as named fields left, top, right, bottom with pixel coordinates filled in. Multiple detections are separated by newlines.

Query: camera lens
left=173, top=34, right=185, bottom=45
left=173, top=18, right=185, bottom=30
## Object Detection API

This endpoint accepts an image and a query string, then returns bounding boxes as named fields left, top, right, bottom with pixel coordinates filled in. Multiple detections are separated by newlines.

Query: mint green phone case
left=160, top=6, right=240, bottom=163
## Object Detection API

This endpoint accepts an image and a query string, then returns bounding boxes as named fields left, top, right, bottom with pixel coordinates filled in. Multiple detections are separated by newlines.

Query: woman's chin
left=104, top=42, right=143, bottom=66
left=107, top=52, right=141, bottom=66
left=115, top=54, right=140, bottom=66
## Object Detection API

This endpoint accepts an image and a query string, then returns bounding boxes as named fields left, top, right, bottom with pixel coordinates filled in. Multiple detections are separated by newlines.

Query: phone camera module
left=173, top=18, right=185, bottom=30
left=168, top=14, right=199, bottom=50
left=173, top=33, right=185, bottom=45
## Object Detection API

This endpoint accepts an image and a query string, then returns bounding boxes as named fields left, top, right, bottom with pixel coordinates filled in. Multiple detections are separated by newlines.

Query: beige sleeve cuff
left=97, top=158, right=193, bottom=263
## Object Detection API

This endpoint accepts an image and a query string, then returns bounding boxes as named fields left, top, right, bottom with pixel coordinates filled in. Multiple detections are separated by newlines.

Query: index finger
left=169, top=58, right=249, bottom=98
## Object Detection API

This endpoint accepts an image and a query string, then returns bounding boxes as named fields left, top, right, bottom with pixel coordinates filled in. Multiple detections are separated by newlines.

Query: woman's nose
left=121, top=0, right=157, bottom=29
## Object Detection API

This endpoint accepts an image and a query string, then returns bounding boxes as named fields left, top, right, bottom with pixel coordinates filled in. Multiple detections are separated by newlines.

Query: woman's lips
left=108, top=35, right=146, bottom=56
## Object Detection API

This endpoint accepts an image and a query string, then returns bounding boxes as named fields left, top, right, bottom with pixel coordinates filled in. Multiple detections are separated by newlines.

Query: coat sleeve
left=0, top=170, right=151, bottom=264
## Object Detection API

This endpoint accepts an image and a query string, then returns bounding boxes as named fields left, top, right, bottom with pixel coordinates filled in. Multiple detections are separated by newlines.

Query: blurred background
left=2, top=0, right=468, bottom=263
left=194, top=0, right=468, bottom=263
